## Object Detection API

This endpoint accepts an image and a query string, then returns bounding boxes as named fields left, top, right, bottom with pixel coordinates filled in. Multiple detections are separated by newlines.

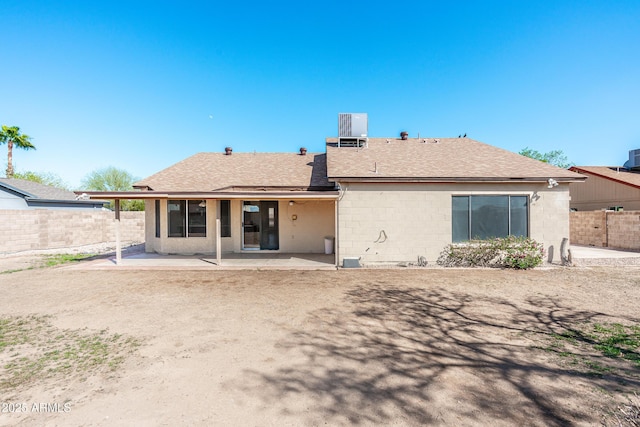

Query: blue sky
left=2, top=0, right=639, bottom=189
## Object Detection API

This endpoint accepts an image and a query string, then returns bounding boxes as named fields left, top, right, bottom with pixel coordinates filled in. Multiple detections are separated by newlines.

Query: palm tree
left=0, top=125, right=35, bottom=178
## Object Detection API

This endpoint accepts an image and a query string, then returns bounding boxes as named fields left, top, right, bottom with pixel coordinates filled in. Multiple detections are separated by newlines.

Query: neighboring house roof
left=0, top=178, right=79, bottom=200
left=569, top=166, right=640, bottom=189
left=0, top=178, right=107, bottom=207
left=134, top=152, right=332, bottom=192
left=326, top=137, right=586, bottom=182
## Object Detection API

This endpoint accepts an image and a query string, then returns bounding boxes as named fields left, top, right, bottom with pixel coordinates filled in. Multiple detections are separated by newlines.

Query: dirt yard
left=0, top=262, right=639, bottom=426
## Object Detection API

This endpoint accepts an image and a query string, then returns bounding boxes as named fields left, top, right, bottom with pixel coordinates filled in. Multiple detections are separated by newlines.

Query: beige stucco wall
left=145, top=199, right=224, bottom=255
left=336, top=182, right=571, bottom=265
left=145, top=199, right=335, bottom=255
left=274, top=200, right=335, bottom=253
left=570, top=174, right=640, bottom=211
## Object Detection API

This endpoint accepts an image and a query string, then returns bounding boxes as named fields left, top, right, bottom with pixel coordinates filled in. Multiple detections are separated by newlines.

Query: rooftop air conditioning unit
left=338, top=113, right=368, bottom=147
left=627, top=149, right=640, bottom=170
left=339, top=113, right=368, bottom=137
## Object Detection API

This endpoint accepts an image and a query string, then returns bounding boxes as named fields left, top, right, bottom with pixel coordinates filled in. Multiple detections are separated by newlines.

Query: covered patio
left=76, top=192, right=338, bottom=268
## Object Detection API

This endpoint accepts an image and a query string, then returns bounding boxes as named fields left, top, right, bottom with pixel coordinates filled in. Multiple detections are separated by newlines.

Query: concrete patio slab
left=63, top=252, right=337, bottom=270
left=569, top=245, right=640, bottom=266
left=55, top=244, right=640, bottom=271
left=570, top=245, right=640, bottom=258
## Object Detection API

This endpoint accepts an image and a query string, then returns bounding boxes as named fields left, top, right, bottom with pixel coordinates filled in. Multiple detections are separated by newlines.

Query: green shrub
left=437, top=236, right=544, bottom=269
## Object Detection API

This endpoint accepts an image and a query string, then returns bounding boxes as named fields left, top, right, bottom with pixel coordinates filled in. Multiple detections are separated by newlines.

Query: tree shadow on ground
left=235, top=282, right=640, bottom=425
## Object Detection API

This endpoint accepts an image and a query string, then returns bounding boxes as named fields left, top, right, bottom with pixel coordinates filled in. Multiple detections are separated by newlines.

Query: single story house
left=0, top=178, right=107, bottom=210
left=568, top=166, right=640, bottom=211
left=81, top=134, right=586, bottom=266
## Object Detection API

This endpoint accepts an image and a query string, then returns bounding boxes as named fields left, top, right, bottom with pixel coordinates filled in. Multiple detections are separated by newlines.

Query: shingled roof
left=326, top=137, right=586, bottom=182
left=134, top=152, right=332, bottom=192
left=569, top=166, right=640, bottom=189
left=0, top=178, right=80, bottom=200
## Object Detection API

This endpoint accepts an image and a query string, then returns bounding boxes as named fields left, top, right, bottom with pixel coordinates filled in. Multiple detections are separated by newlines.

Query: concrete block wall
left=570, top=210, right=640, bottom=251
left=605, top=211, right=640, bottom=251
left=569, top=211, right=606, bottom=247
left=0, top=210, right=145, bottom=254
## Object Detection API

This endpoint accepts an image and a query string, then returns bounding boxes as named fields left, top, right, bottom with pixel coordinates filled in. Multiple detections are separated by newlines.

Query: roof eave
left=329, top=176, right=587, bottom=183
left=25, top=198, right=108, bottom=206
left=76, top=190, right=340, bottom=200
left=569, top=167, right=640, bottom=190
left=0, top=182, right=35, bottom=198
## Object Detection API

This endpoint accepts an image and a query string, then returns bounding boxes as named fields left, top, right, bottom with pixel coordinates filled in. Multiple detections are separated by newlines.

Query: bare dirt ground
left=1, top=260, right=639, bottom=426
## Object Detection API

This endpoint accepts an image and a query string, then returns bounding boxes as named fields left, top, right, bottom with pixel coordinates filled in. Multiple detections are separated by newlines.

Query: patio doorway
left=242, top=201, right=279, bottom=250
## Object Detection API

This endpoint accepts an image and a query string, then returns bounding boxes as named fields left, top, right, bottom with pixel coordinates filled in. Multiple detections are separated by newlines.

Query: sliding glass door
left=242, top=201, right=279, bottom=250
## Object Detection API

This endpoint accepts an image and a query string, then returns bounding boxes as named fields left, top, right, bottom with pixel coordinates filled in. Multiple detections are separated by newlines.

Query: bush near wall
left=437, top=236, right=544, bottom=269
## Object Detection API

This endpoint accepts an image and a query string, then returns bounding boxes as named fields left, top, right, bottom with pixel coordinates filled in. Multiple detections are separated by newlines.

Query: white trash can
left=324, top=236, right=334, bottom=254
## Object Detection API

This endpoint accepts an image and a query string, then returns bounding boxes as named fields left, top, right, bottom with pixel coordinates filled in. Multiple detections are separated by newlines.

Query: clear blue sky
left=2, top=0, right=639, bottom=189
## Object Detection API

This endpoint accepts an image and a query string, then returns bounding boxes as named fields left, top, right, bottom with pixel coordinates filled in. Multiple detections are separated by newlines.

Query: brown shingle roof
left=134, top=152, right=332, bottom=192
left=326, top=137, right=586, bottom=181
left=569, top=166, right=640, bottom=189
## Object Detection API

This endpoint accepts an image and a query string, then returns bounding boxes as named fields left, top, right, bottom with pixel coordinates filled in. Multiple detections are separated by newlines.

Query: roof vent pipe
left=400, top=131, right=408, bottom=140
left=299, top=147, right=307, bottom=155
left=225, top=147, right=232, bottom=155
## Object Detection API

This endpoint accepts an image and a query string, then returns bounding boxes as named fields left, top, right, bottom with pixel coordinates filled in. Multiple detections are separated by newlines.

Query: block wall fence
left=570, top=210, right=640, bottom=251
left=0, top=210, right=145, bottom=254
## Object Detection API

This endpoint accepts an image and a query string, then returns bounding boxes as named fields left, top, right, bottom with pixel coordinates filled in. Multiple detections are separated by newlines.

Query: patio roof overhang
left=74, top=189, right=340, bottom=267
left=74, top=190, right=340, bottom=200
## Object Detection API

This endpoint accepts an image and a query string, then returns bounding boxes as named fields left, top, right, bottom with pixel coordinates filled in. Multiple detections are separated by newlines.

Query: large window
left=452, top=195, right=528, bottom=242
left=220, top=200, right=231, bottom=237
left=168, top=200, right=207, bottom=238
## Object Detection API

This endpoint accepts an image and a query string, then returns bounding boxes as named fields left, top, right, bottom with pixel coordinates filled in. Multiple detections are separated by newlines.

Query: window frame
left=187, top=200, right=207, bottom=237
left=452, top=195, right=529, bottom=242
left=167, top=200, right=208, bottom=238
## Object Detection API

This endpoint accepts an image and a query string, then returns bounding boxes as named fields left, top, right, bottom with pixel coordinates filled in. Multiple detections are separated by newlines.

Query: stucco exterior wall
left=0, top=190, right=28, bottom=209
left=145, top=199, right=335, bottom=255
left=570, top=174, right=640, bottom=211
left=0, top=210, right=144, bottom=254
left=276, top=200, right=335, bottom=253
left=336, top=182, right=571, bottom=265
left=145, top=199, right=221, bottom=255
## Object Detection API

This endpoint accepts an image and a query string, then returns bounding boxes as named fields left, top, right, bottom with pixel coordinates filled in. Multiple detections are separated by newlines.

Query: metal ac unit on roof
left=339, top=113, right=368, bottom=138
left=628, top=149, right=640, bottom=170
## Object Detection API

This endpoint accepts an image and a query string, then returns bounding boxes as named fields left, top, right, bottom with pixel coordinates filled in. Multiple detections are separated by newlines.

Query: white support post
left=115, top=199, right=122, bottom=266
left=216, top=218, right=221, bottom=266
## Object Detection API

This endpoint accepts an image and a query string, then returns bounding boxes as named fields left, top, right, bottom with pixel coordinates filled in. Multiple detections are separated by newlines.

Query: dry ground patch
left=0, top=266, right=639, bottom=426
